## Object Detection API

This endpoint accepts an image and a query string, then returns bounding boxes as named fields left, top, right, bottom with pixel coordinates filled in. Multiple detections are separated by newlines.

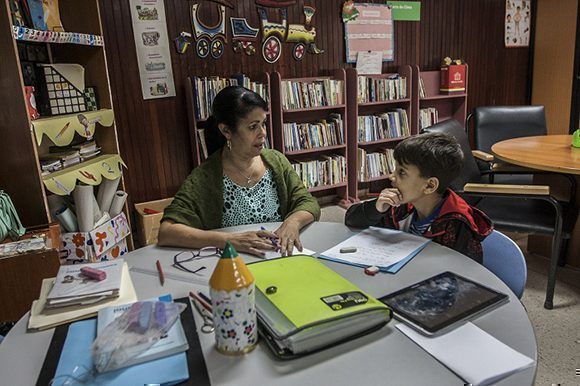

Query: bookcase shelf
left=346, top=66, right=414, bottom=203
left=186, top=73, right=273, bottom=166
left=413, top=65, right=469, bottom=131
left=271, top=70, right=349, bottom=206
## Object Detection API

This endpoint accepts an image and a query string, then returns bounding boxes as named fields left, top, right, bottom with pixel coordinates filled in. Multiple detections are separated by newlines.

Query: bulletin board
left=344, top=3, right=394, bottom=63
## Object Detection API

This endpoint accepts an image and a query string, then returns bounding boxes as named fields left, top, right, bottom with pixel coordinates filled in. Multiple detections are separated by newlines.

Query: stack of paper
left=28, top=262, right=137, bottom=331
left=320, top=227, right=430, bottom=273
left=45, top=259, right=124, bottom=308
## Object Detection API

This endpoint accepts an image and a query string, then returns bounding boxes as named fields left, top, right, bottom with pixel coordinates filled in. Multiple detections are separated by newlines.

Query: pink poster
left=344, top=3, right=394, bottom=63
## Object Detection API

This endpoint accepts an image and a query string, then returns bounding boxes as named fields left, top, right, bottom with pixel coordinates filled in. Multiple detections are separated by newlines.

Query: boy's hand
left=375, top=188, right=403, bottom=213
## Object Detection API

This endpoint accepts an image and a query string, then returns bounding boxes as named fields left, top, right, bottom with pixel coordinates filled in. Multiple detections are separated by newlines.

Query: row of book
left=357, top=75, right=408, bottom=103
left=357, top=148, right=396, bottom=182
left=191, top=75, right=268, bottom=121
left=291, top=155, right=347, bottom=189
left=283, top=114, right=344, bottom=152
left=358, top=109, right=410, bottom=143
left=419, top=107, right=440, bottom=129
left=40, top=140, right=101, bottom=175
left=281, top=79, right=344, bottom=110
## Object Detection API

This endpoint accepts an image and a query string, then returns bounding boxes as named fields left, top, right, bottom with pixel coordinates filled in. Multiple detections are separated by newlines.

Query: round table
left=0, top=222, right=537, bottom=386
left=491, top=134, right=580, bottom=175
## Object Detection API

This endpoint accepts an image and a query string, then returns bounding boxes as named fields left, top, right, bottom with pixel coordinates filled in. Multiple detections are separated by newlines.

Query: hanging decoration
left=505, top=0, right=530, bottom=47
left=191, top=1, right=234, bottom=59
left=230, top=17, right=259, bottom=55
left=174, top=31, right=192, bottom=54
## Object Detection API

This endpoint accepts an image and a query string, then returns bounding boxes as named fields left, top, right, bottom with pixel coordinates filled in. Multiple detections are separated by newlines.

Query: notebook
left=248, top=255, right=391, bottom=357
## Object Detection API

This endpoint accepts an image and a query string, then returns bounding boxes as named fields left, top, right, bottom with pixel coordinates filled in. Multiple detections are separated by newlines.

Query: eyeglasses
left=172, top=247, right=221, bottom=275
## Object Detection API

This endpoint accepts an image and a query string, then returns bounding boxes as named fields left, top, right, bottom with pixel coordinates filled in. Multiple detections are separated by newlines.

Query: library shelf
left=346, top=66, right=414, bottom=203
left=420, top=93, right=467, bottom=101
left=271, top=70, right=349, bottom=206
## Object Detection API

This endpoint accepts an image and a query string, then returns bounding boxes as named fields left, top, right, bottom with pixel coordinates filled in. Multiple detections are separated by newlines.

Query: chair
left=421, top=119, right=570, bottom=309
left=482, top=230, right=527, bottom=299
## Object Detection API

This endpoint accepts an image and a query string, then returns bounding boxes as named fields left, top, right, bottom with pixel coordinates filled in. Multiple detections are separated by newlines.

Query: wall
left=98, top=0, right=532, bottom=205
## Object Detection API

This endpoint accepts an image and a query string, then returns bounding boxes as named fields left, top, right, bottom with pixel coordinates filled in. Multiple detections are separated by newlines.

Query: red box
left=440, top=65, right=466, bottom=93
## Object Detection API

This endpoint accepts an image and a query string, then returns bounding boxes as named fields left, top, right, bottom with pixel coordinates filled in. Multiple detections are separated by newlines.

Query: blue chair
left=482, top=230, right=527, bottom=299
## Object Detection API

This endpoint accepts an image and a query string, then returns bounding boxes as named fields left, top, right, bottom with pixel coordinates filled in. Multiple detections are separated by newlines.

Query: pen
left=197, top=291, right=212, bottom=305
left=189, top=291, right=212, bottom=312
left=260, top=226, right=278, bottom=249
left=156, top=259, right=165, bottom=286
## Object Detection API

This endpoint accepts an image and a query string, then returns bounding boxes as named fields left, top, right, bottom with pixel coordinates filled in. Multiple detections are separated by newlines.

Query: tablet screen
left=380, top=272, right=508, bottom=334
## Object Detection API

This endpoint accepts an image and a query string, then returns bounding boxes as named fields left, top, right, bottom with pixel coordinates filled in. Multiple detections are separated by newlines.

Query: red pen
left=189, top=291, right=212, bottom=312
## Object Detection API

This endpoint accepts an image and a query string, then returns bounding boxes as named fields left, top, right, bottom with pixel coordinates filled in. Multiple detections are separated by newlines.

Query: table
left=491, top=134, right=580, bottom=175
left=0, top=222, right=537, bottom=386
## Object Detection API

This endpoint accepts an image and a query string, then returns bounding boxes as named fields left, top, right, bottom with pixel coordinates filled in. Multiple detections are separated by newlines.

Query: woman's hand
left=227, top=230, right=278, bottom=257
left=274, top=219, right=303, bottom=256
left=375, top=188, right=403, bottom=213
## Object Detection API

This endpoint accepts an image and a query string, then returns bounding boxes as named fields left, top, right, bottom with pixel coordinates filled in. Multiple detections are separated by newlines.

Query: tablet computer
left=379, top=271, right=509, bottom=336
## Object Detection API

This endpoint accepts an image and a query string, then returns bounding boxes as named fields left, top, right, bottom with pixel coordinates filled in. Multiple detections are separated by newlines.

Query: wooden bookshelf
left=345, top=66, right=413, bottom=203
left=413, top=65, right=469, bottom=130
left=271, top=70, right=349, bottom=205
left=185, top=73, right=273, bottom=167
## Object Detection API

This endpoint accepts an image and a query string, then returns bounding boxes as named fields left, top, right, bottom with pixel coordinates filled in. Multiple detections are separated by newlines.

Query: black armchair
left=422, top=119, right=571, bottom=309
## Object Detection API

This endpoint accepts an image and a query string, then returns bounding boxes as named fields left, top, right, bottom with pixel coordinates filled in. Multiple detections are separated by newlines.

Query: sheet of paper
left=319, top=227, right=429, bottom=269
left=356, top=51, right=383, bottom=74
left=263, top=247, right=316, bottom=260
left=396, top=322, right=534, bottom=386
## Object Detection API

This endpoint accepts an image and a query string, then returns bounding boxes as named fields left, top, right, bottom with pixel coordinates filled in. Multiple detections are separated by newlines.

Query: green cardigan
left=162, top=149, right=321, bottom=230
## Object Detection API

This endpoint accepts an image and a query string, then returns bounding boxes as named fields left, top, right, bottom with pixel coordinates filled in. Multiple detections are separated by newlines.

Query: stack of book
left=357, top=74, right=407, bottom=103
left=281, top=79, right=343, bottom=110
left=291, top=155, right=347, bottom=189
left=283, top=114, right=344, bottom=152
left=419, top=107, right=439, bottom=129
left=358, top=109, right=410, bottom=142
left=39, top=140, right=101, bottom=175
left=73, top=140, right=102, bottom=161
left=357, top=148, right=396, bottom=182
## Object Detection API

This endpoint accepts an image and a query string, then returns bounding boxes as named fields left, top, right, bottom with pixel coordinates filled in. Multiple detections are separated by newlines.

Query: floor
left=320, top=205, right=580, bottom=386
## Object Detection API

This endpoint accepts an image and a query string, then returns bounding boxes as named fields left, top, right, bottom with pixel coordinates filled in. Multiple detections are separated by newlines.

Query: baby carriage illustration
left=191, top=0, right=234, bottom=59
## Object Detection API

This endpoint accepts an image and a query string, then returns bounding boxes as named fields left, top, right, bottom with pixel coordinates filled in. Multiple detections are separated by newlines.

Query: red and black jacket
left=345, top=189, right=493, bottom=263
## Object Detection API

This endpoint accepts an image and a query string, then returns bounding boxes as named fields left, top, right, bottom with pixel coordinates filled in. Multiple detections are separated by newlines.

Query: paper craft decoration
left=191, top=2, right=230, bottom=59
left=35, top=63, right=86, bottom=116
left=12, top=26, right=104, bottom=46
left=231, top=17, right=259, bottom=55
left=32, top=109, right=114, bottom=146
left=42, top=154, right=126, bottom=196
left=174, top=31, right=192, bottom=54
left=505, top=0, right=530, bottom=47
left=41, top=0, right=65, bottom=32
left=27, top=0, right=48, bottom=30
left=25, top=86, right=40, bottom=120
left=9, top=0, right=26, bottom=26
left=84, top=87, right=98, bottom=111
left=344, top=3, right=394, bottom=63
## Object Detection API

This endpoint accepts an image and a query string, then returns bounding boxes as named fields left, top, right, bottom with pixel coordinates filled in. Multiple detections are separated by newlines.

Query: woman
left=159, top=86, right=320, bottom=256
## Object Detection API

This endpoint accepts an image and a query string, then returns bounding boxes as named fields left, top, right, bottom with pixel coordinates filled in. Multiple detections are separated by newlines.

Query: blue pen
left=260, top=226, right=278, bottom=249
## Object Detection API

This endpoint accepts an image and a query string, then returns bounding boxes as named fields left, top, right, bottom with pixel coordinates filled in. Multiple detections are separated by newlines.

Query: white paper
left=129, top=0, right=176, bottom=99
left=56, top=207, right=78, bottom=232
left=356, top=51, right=383, bottom=74
left=73, top=184, right=94, bottom=232
left=396, top=322, right=534, bottom=386
left=263, top=247, right=316, bottom=260
left=320, top=227, right=429, bottom=269
left=109, top=190, right=128, bottom=217
left=97, top=177, right=120, bottom=214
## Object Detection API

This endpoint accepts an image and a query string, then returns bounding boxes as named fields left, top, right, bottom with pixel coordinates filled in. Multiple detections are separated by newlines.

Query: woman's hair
left=205, top=86, right=268, bottom=155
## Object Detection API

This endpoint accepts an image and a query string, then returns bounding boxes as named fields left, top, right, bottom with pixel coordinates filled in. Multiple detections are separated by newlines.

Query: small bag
left=0, top=190, right=26, bottom=242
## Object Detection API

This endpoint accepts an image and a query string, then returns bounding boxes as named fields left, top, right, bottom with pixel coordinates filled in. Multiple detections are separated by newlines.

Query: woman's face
left=227, top=107, right=268, bottom=158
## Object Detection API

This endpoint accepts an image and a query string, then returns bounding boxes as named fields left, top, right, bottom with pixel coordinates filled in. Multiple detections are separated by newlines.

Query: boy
left=345, top=132, right=492, bottom=262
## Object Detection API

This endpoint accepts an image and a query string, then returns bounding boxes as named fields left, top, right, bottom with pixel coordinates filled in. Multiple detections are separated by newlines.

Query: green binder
left=248, top=256, right=391, bottom=357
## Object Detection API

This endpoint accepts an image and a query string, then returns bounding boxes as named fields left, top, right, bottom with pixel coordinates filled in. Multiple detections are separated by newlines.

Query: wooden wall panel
left=99, top=0, right=532, bottom=206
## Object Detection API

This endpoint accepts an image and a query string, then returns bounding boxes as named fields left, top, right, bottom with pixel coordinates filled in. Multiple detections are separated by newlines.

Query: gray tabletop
left=0, top=222, right=537, bottom=385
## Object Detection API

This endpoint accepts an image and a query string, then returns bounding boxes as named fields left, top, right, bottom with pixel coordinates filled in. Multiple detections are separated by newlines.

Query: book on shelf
left=196, top=126, right=270, bottom=161
left=420, top=107, right=439, bottom=129
left=291, top=155, right=347, bottom=189
left=248, top=256, right=391, bottom=356
left=358, top=109, right=410, bottom=142
left=419, top=77, right=426, bottom=99
left=45, top=259, right=124, bottom=309
left=281, top=78, right=343, bottom=110
left=357, top=148, right=395, bottom=182
left=96, top=294, right=189, bottom=368
left=357, top=74, right=407, bottom=103
left=283, top=113, right=344, bottom=152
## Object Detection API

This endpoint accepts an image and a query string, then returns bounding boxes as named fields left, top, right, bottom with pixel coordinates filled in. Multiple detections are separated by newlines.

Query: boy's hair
left=393, top=132, right=464, bottom=194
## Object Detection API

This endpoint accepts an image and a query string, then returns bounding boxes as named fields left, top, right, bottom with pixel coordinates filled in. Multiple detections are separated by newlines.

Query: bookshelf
left=0, top=0, right=132, bottom=248
left=186, top=73, right=273, bottom=166
left=413, top=65, right=468, bottom=130
left=345, top=66, right=413, bottom=202
left=271, top=70, right=349, bottom=205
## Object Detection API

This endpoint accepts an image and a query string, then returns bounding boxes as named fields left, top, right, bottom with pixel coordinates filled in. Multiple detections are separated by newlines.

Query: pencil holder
left=209, top=242, right=257, bottom=355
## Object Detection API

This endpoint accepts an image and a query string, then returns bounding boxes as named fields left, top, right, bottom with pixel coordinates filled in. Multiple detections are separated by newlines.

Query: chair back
left=471, top=106, right=547, bottom=153
left=482, top=230, right=527, bottom=298
left=421, top=119, right=481, bottom=192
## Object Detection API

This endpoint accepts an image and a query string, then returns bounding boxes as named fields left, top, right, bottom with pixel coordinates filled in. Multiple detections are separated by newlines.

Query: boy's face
left=389, top=162, right=438, bottom=204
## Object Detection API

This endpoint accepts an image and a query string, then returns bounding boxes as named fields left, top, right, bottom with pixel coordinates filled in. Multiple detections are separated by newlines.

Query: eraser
left=364, top=266, right=380, bottom=276
left=80, top=266, right=107, bottom=281
left=340, top=247, right=357, bottom=253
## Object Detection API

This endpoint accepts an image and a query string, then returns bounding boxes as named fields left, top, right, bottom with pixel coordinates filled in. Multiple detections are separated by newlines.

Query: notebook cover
left=36, top=297, right=210, bottom=386
left=248, top=256, right=389, bottom=330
